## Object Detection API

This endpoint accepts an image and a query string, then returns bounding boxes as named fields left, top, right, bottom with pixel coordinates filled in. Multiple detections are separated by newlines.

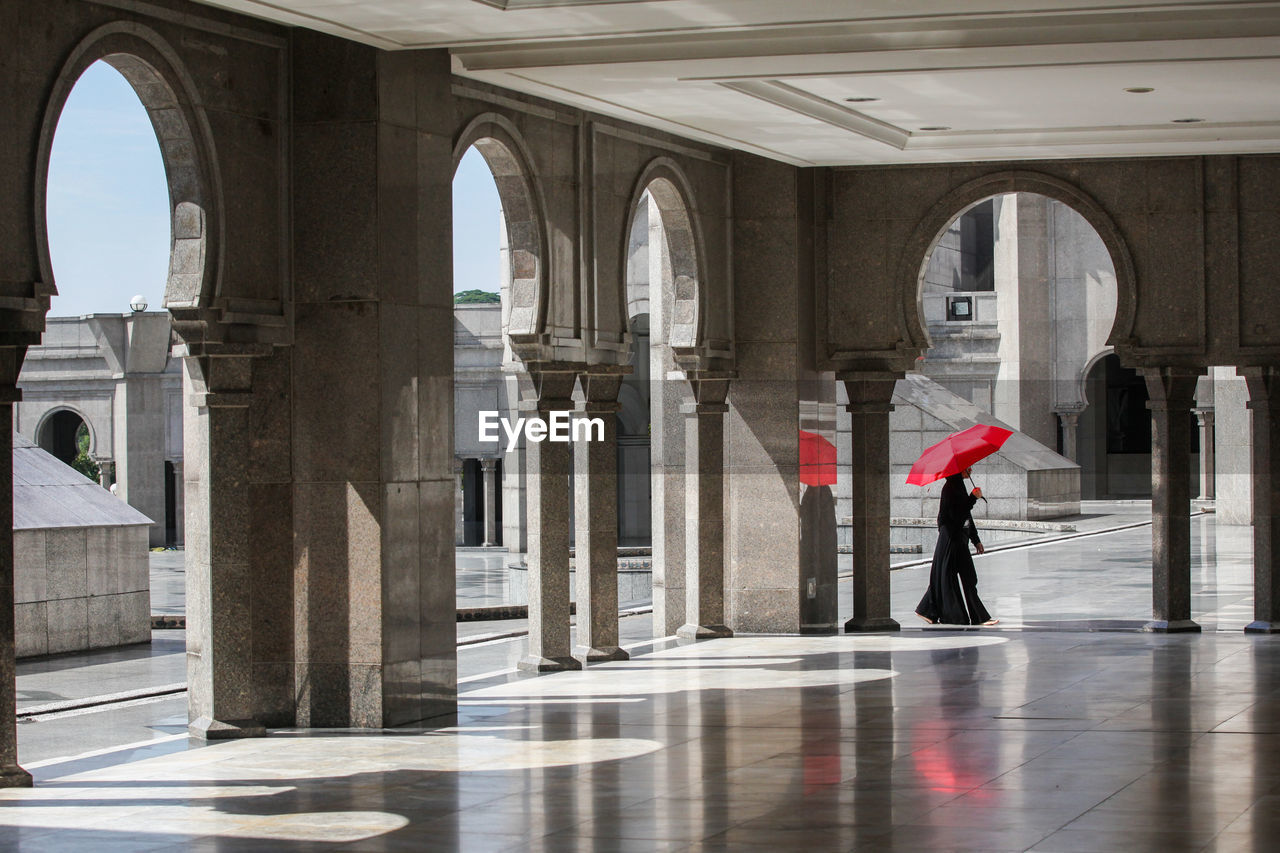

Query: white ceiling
left=194, top=0, right=1280, bottom=165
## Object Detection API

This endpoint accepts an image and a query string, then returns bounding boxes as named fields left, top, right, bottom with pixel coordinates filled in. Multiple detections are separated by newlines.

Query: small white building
left=14, top=431, right=153, bottom=658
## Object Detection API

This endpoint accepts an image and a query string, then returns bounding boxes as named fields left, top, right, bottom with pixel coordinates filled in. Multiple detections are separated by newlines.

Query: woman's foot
left=983, top=618, right=1000, bottom=626
left=916, top=612, right=934, bottom=625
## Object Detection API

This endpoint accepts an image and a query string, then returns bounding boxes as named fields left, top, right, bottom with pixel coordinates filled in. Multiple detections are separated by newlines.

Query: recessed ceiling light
left=919, top=126, right=951, bottom=131
left=1124, top=87, right=1155, bottom=94
left=1172, top=117, right=1205, bottom=123
left=844, top=96, right=880, bottom=103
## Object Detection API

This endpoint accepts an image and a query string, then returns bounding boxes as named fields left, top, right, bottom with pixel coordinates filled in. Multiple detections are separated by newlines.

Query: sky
left=45, top=61, right=502, bottom=317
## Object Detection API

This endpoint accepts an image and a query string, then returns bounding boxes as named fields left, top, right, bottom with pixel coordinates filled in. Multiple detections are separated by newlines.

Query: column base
left=574, top=645, right=630, bottom=663
left=0, top=765, right=32, bottom=788
left=1142, top=619, right=1202, bottom=634
left=676, top=623, right=733, bottom=640
left=1245, top=620, right=1280, bottom=634
left=189, top=716, right=266, bottom=740
left=800, top=624, right=839, bottom=635
left=517, top=655, right=583, bottom=672
left=844, top=617, right=902, bottom=633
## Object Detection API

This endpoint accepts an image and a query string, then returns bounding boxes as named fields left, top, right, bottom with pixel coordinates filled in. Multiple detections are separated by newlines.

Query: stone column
left=1142, top=367, right=1202, bottom=633
left=1195, top=410, right=1216, bottom=501
left=182, top=350, right=267, bottom=738
left=0, top=380, right=31, bottom=787
left=520, top=367, right=582, bottom=671
left=841, top=375, right=901, bottom=633
left=97, top=458, right=116, bottom=490
left=574, top=369, right=630, bottom=662
left=171, top=460, right=185, bottom=547
left=454, top=459, right=466, bottom=546
left=1056, top=410, right=1081, bottom=462
left=677, top=377, right=733, bottom=640
left=481, top=459, right=499, bottom=547
left=1243, top=368, right=1280, bottom=633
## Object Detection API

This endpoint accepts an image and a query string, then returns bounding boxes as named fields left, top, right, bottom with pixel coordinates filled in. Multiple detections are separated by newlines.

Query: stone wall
left=14, top=525, right=151, bottom=658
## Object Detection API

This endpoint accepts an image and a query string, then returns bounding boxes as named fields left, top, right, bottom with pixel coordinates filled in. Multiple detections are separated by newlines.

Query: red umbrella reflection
left=799, top=429, right=837, bottom=486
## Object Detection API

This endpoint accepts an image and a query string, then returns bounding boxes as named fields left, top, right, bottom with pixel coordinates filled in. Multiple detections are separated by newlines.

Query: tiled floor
left=5, top=629, right=1280, bottom=851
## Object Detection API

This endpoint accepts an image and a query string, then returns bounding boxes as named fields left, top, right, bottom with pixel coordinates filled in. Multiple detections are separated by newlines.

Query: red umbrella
left=906, top=424, right=1012, bottom=486
left=799, top=429, right=837, bottom=486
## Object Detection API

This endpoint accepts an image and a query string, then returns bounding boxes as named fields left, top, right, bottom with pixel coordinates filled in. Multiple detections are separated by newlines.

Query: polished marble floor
left=6, top=513, right=1276, bottom=850
left=5, top=629, right=1280, bottom=851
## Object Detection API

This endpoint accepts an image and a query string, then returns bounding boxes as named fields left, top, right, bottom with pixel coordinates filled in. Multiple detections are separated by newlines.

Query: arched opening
left=450, top=124, right=545, bottom=606
left=903, top=192, right=1121, bottom=522
left=44, top=60, right=169, bottom=315
left=32, top=51, right=190, bottom=551
left=38, top=409, right=89, bottom=467
left=621, top=168, right=704, bottom=631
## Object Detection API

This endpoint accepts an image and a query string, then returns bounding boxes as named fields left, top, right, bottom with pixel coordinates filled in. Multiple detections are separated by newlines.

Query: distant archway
left=37, top=409, right=90, bottom=467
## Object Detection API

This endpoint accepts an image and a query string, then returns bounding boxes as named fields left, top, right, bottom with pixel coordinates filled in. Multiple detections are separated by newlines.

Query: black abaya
left=915, top=473, right=992, bottom=625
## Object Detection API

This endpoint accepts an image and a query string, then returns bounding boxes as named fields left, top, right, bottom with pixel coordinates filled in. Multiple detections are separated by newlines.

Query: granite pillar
left=481, top=459, right=499, bottom=547
left=1196, top=410, right=1216, bottom=501
left=171, top=460, right=185, bottom=548
left=574, top=369, right=629, bottom=662
left=650, top=347, right=686, bottom=637
left=182, top=351, right=267, bottom=738
left=520, top=367, right=582, bottom=671
left=677, top=377, right=733, bottom=640
left=841, top=375, right=901, bottom=633
left=454, top=459, right=466, bottom=546
left=1056, top=410, right=1081, bottom=462
left=290, top=38, right=457, bottom=726
left=1243, top=368, right=1280, bottom=633
left=1142, top=367, right=1202, bottom=633
left=0, top=383, right=32, bottom=787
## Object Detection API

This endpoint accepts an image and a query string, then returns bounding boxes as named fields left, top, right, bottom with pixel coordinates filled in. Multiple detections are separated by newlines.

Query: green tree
left=454, top=289, right=500, bottom=304
left=72, top=422, right=100, bottom=482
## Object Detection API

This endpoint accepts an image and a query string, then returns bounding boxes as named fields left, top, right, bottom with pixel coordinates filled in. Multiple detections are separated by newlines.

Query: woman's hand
left=975, top=542, right=985, bottom=554
left=971, top=486, right=983, bottom=499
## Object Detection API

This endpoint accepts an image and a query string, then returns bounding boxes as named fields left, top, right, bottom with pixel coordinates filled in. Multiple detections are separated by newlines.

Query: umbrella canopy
left=906, top=424, right=1013, bottom=486
left=799, top=429, right=837, bottom=486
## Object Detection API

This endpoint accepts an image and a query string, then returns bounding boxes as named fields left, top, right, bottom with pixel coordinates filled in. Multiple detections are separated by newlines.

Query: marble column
left=454, top=459, right=465, bottom=546
left=1056, top=410, right=1081, bottom=462
left=1142, top=367, right=1202, bottom=633
left=0, top=382, right=31, bottom=787
left=481, top=459, right=499, bottom=547
left=1243, top=368, right=1280, bottom=633
left=520, top=367, right=582, bottom=672
left=171, top=460, right=185, bottom=548
left=182, top=351, right=268, bottom=738
left=574, top=369, right=630, bottom=662
left=677, top=377, right=733, bottom=640
left=1195, top=410, right=1216, bottom=501
left=841, top=375, right=901, bottom=633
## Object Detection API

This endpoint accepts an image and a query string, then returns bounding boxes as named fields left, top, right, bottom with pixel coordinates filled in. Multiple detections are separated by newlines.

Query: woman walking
left=915, top=466, right=998, bottom=626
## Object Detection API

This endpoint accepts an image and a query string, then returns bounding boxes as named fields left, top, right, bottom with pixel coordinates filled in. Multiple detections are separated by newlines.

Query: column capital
left=521, top=361, right=584, bottom=405
left=576, top=367, right=629, bottom=411
left=480, top=458, right=498, bottom=472
left=1242, top=365, right=1280, bottom=409
left=1140, top=366, right=1203, bottom=409
left=686, top=370, right=733, bottom=408
left=839, top=372, right=900, bottom=409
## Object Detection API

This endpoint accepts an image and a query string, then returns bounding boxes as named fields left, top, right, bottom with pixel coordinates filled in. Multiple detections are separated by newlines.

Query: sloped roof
left=13, top=432, right=153, bottom=530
